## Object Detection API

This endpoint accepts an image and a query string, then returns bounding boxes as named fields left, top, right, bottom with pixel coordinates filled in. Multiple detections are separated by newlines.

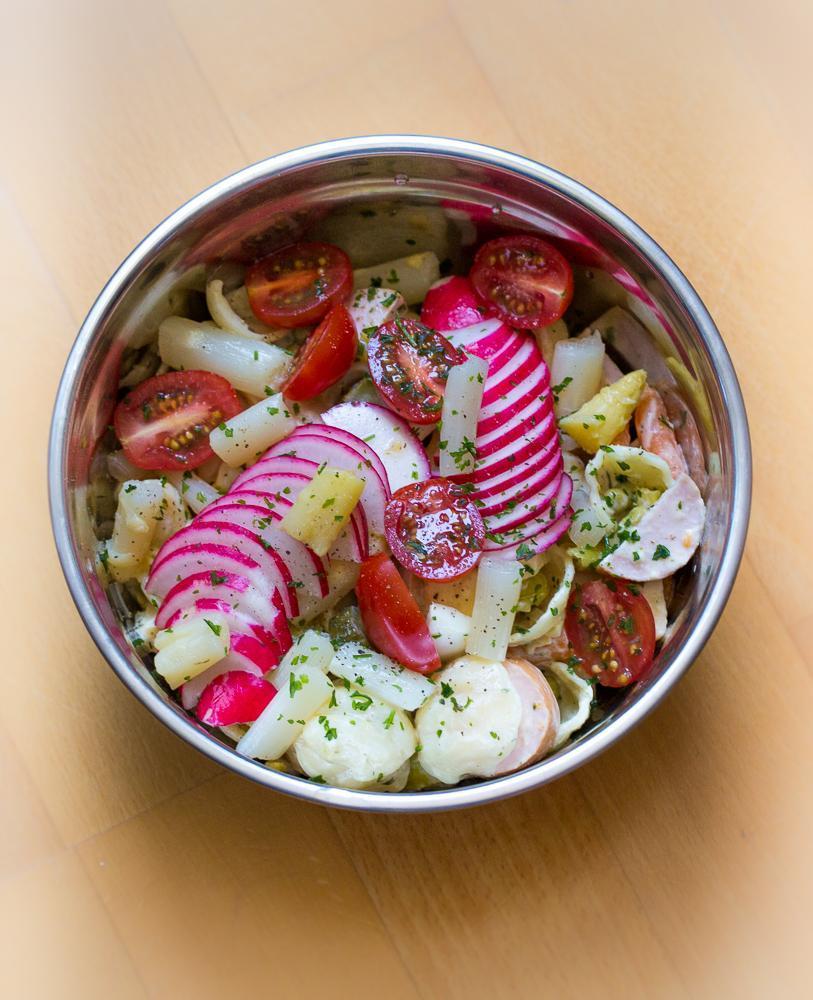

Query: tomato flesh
left=113, top=370, right=242, bottom=471
left=367, top=318, right=465, bottom=424
left=385, top=479, right=485, bottom=581
left=470, top=235, right=574, bottom=329
left=356, top=554, right=441, bottom=674
left=565, top=578, right=656, bottom=687
left=246, top=242, right=352, bottom=328
left=283, top=303, right=358, bottom=401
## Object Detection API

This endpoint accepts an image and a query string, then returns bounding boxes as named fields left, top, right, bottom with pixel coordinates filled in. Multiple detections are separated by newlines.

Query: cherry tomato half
left=283, top=303, right=358, bottom=401
left=385, top=479, right=485, bottom=581
left=246, top=241, right=352, bottom=328
left=564, top=578, right=656, bottom=688
left=366, top=318, right=465, bottom=425
left=470, top=235, right=574, bottom=329
left=356, top=554, right=441, bottom=674
left=113, top=370, right=242, bottom=471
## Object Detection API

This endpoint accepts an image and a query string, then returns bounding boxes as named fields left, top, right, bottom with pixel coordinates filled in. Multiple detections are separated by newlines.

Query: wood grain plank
left=77, top=774, right=422, bottom=1000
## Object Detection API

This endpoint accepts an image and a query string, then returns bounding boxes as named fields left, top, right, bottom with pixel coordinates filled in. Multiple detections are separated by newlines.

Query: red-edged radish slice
left=484, top=482, right=573, bottom=559
left=265, top=427, right=389, bottom=545
left=481, top=340, right=545, bottom=406
left=320, top=401, right=431, bottom=491
left=474, top=398, right=556, bottom=459
left=149, top=521, right=300, bottom=617
left=470, top=413, right=559, bottom=478
left=155, top=570, right=286, bottom=633
left=456, top=440, right=559, bottom=497
left=493, top=659, right=560, bottom=774
left=420, top=276, right=488, bottom=331
left=196, top=670, right=277, bottom=726
left=199, top=499, right=330, bottom=603
left=481, top=470, right=564, bottom=534
left=477, top=452, right=564, bottom=518
left=477, top=370, right=551, bottom=434
left=227, top=471, right=367, bottom=563
left=446, top=317, right=516, bottom=360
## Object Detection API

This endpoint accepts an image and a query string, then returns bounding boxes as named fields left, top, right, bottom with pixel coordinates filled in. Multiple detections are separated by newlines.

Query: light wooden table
left=2, top=1, right=811, bottom=997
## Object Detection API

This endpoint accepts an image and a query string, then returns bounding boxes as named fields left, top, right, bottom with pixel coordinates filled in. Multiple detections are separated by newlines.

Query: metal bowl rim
left=48, top=134, right=752, bottom=813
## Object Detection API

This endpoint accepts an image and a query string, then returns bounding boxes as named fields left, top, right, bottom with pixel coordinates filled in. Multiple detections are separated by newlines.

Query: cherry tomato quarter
left=246, top=242, right=352, bottom=328
left=283, top=303, right=358, bottom=401
left=564, top=578, right=656, bottom=687
left=367, top=318, right=465, bottom=424
left=470, top=235, right=574, bottom=329
left=113, top=370, right=242, bottom=471
left=356, top=554, right=441, bottom=674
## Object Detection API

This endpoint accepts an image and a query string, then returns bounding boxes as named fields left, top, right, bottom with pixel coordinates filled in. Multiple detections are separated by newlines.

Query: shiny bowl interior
left=49, top=136, right=751, bottom=812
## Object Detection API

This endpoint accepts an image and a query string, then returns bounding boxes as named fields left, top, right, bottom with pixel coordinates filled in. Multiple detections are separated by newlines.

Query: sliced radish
left=484, top=476, right=573, bottom=551
left=149, top=521, right=300, bottom=617
left=472, top=415, right=559, bottom=478
left=227, top=470, right=367, bottom=563
left=481, top=340, right=544, bottom=406
left=476, top=451, right=563, bottom=516
left=478, top=370, right=551, bottom=434
left=486, top=510, right=573, bottom=560
left=320, top=401, right=431, bottom=491
left=265, top=427, right=389, bottom=545
left=196, top=671, right=277, bottom=726
left=481, top=471, right=564, bottom=534
left=475, top=400, right=556, bottom=459
left=420, top=276, right=487, bottom=331
left=155, top=570, right=285, bottom=634
left=200, top=499, right=329, bottom=607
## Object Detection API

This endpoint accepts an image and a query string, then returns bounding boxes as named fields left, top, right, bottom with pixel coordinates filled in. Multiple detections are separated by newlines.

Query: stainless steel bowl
left=49, top=136, right=751, bottom=812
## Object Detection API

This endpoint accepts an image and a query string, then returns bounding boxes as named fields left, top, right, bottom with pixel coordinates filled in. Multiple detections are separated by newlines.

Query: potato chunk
left=558, top=369, right=647, bottom=452
left=280, top=465, right=364, bottom=557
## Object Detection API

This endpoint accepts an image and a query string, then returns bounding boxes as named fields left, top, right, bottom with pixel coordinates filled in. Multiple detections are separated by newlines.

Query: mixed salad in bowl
left=96, top=215, right=708, bottom=793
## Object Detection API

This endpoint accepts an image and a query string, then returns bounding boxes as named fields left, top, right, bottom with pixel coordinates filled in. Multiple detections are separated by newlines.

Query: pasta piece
left=543, top=661, right=593, bottom=749
left=101, top=479, right=185, bottom=582
left=209, top=392, right=297, bottom=467
left=558, top=369, right=647, bottom=452
left=510, top=545, right=575, bottom=646
left=158, top=316, right=292, bottom=397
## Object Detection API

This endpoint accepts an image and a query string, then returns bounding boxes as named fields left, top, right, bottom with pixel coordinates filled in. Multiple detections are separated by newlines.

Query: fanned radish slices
left=474, top=451, right=563, bottom=517
left=474, top=399, right=556, bottom=460
left=149, top=521, right=300, bottom=616
left=320, top=401, right=431, bottom=491
left=154, top=570, right=286, bottom=635
left=199, top=500, right=329, bottom=607
left=265, top=426, right=390, bottom=547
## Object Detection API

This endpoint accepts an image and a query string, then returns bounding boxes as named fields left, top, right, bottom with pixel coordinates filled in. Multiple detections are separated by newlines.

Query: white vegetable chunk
left=158, top=316, right=292, bottom=397
left=551, top=331, right=605, bottom=417
left=465, top=557, right=523, bottom=661
left=352, top=252, right=440, bottom=306
left=439, top=353, right=488, bottom=477
left=330, top=642, right=435, bottom=711
left=416, top=656, right=522, bottom=785
left=427, top=603, right=471, bottom=661
left=347, top=287, right=406, bottom=344
left=238, top=660, right=334, bottom=761
left=544, top=661, right=593, bottom=749
left=209, top=392, right=297, bottom=467
left=153, top=614, right=230, bottom=690
left=292, top=687, right=417, bottom=790
left=600, top=473, right=706, bottom=581
left=266, top=630, right=335, bottom=695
